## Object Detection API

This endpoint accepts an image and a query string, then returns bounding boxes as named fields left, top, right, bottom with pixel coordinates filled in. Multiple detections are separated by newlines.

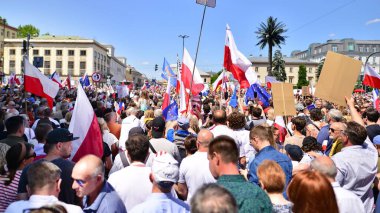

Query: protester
left=17, top=128, right=79, bottom=204
left=310, top=156, right=365, bottom=213
left=118, top=108, right=141, bottom=151
left=104, top=112, right=121, bottom=140
left=190, top=183, right=238, bottom=213
left=6, top=161, right=82, bottom=213
left=71, top=155, right=126, bottom=213
left=0, top=143, right=35, bottom=212
left=257, top=160, right=293, bottom=212
left=130, top=153, right=190, bottom=213
left=31, top=123, right=53, bottom=160
left=316, top=109, right=343, bottom=155
left=167, top=117, right=193, bottom=160
left=227, top=111, right=250, bottom=167
left=328, top=122, right=346, bottom=156
left=284, top=116, right=306, bottom=147
left=287, top=170, right=339, bottom=213
left=363, top=107, right=380, bottom=142
left=208, top=135, right=272, bottom=212
left=177, top=129, right=215, bottom=202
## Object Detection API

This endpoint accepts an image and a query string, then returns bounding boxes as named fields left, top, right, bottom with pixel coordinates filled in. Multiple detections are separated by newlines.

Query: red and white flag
left=181, top=48, right=204, bottom=95
left=212, top=70, right=229, bottom=91
left=363, top=65, right=380, bottom=89
left=61, top=75, right=72, bottom=90
left=24, top=59, right=59, bottom=108
left=50, top=71, right=62, bottom=88
left=274, top=116, right=287, bottom=144
left=162, top=77, right=171, bottom=110
left=9, top=73, right=21, bottom=85
left=224, top=24, right=257, bottom=89
left=69, top=83, right=103, bottom=162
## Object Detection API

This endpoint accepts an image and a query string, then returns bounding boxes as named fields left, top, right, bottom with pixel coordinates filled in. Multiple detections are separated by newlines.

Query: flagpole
left=220, top=69, right=225, bottom=109
left=23, top=34, right=30, bottom=113
left=188, top=4, right=207, bottom=109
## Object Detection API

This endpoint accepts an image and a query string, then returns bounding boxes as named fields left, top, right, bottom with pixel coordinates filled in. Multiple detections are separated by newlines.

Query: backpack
left=173, top=131, right=189, bottom=161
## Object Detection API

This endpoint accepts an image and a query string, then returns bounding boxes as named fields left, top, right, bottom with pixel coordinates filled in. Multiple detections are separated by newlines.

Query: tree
left=0, top=17, right=7, bottom=25
left=272, top=50, right=287, bottom=81
left=297, top=65, right=309, bottom=89
left=210, top=70, right=223, bottom=84
left=255, top=16, right=287, bottom=76
left=316, top=58, right=325, bottom=80
left=17, top=24, right=40, bottom=38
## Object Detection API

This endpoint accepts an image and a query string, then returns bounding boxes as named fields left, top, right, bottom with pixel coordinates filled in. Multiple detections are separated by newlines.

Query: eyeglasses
left=329, top=128, right=342, bottom=133
left=74, top=179, right=86, bottom=187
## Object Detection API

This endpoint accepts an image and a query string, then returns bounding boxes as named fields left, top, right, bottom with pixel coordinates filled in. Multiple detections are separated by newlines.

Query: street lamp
left=178, top=35, right=189, bottom=57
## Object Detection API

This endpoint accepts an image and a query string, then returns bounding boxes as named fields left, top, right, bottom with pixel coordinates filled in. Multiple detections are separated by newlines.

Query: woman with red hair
left=287, top=170, right=339, bottom=213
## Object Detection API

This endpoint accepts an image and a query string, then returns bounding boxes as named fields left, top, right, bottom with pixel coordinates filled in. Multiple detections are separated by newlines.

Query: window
left=366, top=47, right=370, bottom=52
left=44, top=61, right=50, bottom=69
left=68, top=61, right=74, bottom=69
left=45, top=50, right=51, bottom=56
left=11, top=33, right=15, bottom=38
left=68, top=50, right=75, bottom=56
left=56, top=50, right=62, bottom=56
left=56, top=61, right=62, bottom=69
left=6, top=31, right=9, bottom=37
left=204, top=78, right=207, bottom=83
left=289, top=76, right=294, bottom=83
left=94, top=62, right=96, bottom=70
left=255, top=67, right=258, bottom=72
left=332, top=46, right=338, bottom=52
left=33, top=49, right=39, bottom=55
left=80, top=62, right=86, bottom=69
left=308, top=77, right=313, bottom=82
left=348, top=43, right=354, bottom=51
left=308, top=67, right=312, bottom=73
left=9, top=60, right=15, bottom=68
left=289, top=67, right=293, bottom=73
left=9, top=49, right=15, bottom=55
left=80, top=50, right=86, bottom=56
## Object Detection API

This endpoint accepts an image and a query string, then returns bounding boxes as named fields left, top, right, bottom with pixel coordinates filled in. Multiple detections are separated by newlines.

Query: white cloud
left=366, top=18, right=380, bottom=25
left=328, top=33, right=336, bottom=37
left=141, top=61, right=150, bottom=65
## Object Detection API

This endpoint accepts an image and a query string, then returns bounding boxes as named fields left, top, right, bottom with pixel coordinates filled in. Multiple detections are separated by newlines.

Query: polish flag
left=212, top=71, right=229, bottom=91
left=179, top=79, right=189, bottom=114
left=224, top=24, right=257, bottom=89
left=69, top=83, right=103, bottom=162
left=274, top=116, right=287, bottom=143
left=373, top=89, right=380, bottom=110
left=363, top=65, right=380, bottom=89
left=162, top=77, right=171, bottom=110
left=181, top=48, right=204, bottom=95
left=24, top=59, right=59, bottom=109
left=50, top=71, right=63, bottom=88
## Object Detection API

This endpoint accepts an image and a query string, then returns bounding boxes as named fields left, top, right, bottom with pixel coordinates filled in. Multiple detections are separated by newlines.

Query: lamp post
left=1, top=18, right=6, bottom=80
left=178, top=35, right=189, bottom=58
left=363, top=51, right=380, bottom=92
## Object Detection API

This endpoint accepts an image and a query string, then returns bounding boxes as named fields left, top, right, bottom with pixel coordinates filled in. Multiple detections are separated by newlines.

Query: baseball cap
left=374, top=135, right=380, bottom=145
left=129, top=127, right=146, bottom=137
left=46, top=128, right=79, bottom=144
left=151, top=117, right=165, bottom=138
left=152, top=153, right=179, bottom=186
left=177, top=117, right=189, bottom=130
left=285, top=144, right=303, bottom=162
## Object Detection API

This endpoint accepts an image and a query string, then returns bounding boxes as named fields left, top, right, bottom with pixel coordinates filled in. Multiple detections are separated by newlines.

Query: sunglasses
left=74, top=179, right=86, bottom=187
left=329, top=128, right=342, bottom=133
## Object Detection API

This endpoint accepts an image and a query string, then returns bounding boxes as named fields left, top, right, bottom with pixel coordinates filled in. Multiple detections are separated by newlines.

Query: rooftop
left=248, top=56, right=318, bottom=65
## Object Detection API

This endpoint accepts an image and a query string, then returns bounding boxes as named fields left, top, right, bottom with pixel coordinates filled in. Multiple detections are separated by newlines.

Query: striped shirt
left=0, top=170, right=22, bottom=212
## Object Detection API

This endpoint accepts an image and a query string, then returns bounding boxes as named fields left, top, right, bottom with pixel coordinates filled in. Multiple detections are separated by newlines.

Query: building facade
left=0, top=19, right=18, bottom=75
left=291, top=38, right=380, bottom=72
left=249, top=57, right=319, bottom=86
left=3, top=35, right=126, bottom=84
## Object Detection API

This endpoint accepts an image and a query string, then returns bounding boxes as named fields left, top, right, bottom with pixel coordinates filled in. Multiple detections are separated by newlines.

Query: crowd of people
left=0, top=84, right=379, bottom=213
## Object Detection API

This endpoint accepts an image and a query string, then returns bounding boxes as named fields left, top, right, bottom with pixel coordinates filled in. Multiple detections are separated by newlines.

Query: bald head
left=310, top=156, right=337, bottom=181
left=197, top=129, right=214, bottom=149
left=213, top=110, right=227, bottom=125
left=74, top=155, right=104, bottom=179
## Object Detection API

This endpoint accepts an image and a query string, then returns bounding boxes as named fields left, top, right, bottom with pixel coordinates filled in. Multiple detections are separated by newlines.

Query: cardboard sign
left=302, top=86, right=310, bottom=96
left=272, top=83, right=297, bottom=116
left=315, top=51, right=362, bottom=106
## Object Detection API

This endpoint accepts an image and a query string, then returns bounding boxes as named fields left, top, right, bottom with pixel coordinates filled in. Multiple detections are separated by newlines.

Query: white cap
left=152, top=153, right=179, bottom=183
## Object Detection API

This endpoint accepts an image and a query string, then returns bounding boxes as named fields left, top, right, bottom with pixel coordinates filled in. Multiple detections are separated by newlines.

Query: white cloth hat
left=152, top=153, right=179, bottom=183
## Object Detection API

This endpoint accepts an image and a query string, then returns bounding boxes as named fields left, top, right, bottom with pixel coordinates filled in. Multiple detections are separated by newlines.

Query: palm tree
left=256, top=16, right=287, bottom=76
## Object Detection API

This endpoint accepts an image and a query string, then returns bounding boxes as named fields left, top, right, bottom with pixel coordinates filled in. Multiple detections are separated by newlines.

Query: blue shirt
left=316, top=124, right=333, bottom=155
left=248, top=146, right=293, bottom=187
left=130, top=192, right=190, bottom=213
left=166, top=129, right=192, bottom=142
left=83, top=181, right=127, bottom=213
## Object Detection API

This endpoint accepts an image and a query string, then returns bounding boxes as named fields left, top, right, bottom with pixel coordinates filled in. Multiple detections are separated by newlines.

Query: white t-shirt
left=108, top=163, right=153, bottom=211
left=102, top=130, right=118, bottom=150
left=210, top=125, right=236, bottom=140
left=109, top=152, right=155, bottom=175
left=178, top=152, right=216, bottom=202
left=119, top=115, right=140, bottom=150
left=231, top=129, right=250, bottom=158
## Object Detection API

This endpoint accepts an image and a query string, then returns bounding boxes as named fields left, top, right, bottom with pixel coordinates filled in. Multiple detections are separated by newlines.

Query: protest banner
left=272, top=83, right=296, bottom=116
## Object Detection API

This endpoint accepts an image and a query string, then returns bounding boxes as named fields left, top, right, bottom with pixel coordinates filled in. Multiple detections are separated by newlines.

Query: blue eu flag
left=163, top=100, right=178, bottom=121
left=229, top=88, right=238, bottom=108
left=162, top=58, right=177, bottom=87
left=80, top=75, right=90, bottom=87
left=245, top=83, right=271, bottom=107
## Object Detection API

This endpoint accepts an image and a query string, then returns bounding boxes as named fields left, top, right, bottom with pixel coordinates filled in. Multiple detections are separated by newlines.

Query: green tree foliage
left=210, top=70, right=222, bottom=84
left=297, top=65, right=309, bottom=89
left=255, top=16, right=287, bottom=76
left=316, top=58, right=325, bottom=80
left=0, top=17, right=7, bottom=25
left=17, top=24, right=40, bottom=38
left=272, top=50, right=287, bottom=82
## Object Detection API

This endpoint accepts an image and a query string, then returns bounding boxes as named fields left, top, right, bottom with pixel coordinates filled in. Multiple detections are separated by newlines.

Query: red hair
left=287, top=171, right=338, bottom=213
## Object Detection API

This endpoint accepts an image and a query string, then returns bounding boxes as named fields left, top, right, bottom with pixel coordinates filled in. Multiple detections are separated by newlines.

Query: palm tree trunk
left=268, top=46, right=273, bottom=76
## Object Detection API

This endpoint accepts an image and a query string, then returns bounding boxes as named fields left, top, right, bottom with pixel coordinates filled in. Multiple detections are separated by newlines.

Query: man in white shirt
left=108, top=134, right=154, bottom=211
left=311, top=156, right=365, bottom=213
left=209, top=110, right=235, bottom=140
left=176, top=129, right=216, bottom=202
left=118, top=108, right=140, bottom=151
left=6, top=161, right=82, bottom=213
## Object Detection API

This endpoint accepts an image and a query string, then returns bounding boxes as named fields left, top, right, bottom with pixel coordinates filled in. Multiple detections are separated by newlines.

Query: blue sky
left=2, top=0, right=380, bottom=79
